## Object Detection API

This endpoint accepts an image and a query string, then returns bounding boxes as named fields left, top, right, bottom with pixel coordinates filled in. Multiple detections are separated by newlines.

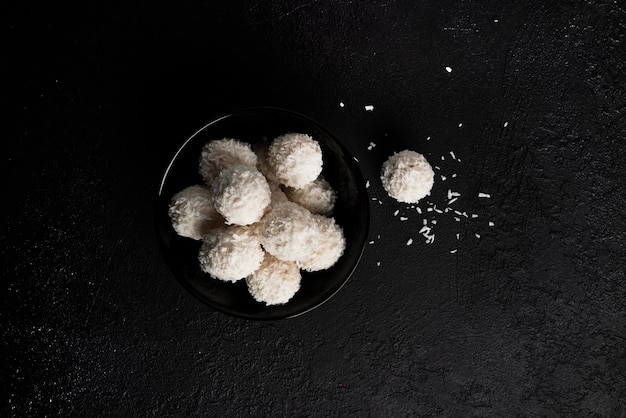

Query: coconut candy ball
left=212, top=165, right=271, bottom=226
left=199, top=138, right=257, bottom=185
left=246, top=253, right=301, bottom=305
left=298, top=215, right=346, bottom=272
left=268, top=133, right=323, bottom=188
left=259, top=202, right=317, bottom=262
left=380, top=150, right=434, bottom=203
left=168, top=185, right=224, bottom=240
left=198, top=226, right=264, bottom=282
left=284, top=177, right=336, bottom=215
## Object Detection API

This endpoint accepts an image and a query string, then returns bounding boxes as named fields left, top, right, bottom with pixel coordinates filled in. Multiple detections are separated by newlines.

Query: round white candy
left=199, top=138, right=257, bottom=185
left=168, top=185, right=223, bottom=240
left=246, top=253, right=301, bottom=305
left=380, top=150, right=434, bottom=203
left=198, top=226, right=264, bottom=282
left=259, top=202, right=317, bottom=262
left=298, top=215, right=346, bottom=272
left=268, top=133, right=323, bottom=188
left=212, top=165, right=271, bottom=226
left=284, top=177, right=336, bottom=215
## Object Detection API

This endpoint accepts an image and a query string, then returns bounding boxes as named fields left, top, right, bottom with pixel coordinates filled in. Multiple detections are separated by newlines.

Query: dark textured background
left=3, top=0, right=626, bottom=416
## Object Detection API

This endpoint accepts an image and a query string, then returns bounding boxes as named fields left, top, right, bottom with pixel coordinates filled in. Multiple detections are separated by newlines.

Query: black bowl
left=156, top=107, right=370, bottom=319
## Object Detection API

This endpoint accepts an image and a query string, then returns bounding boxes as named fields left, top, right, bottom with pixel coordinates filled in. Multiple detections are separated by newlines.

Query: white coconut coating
left=168, top=185, right=224, bottom=240
left=298, top=215, right=346, bottom=272
left=212, top=165, right=271, bottom=226
left=268, top=133, right=323, bottom=188
left=259, top=202, right=317, bottom=262
left=246, top=253, right=301, bottom=305
left=199, top=138, right=257, bottom=185
left=284, top=177, right=336, bottom=215
left=198, top=226, right=264, bottom=282
left=253, top=141, right=280, bottom=185
left=380, top=150, right=434, bottom=203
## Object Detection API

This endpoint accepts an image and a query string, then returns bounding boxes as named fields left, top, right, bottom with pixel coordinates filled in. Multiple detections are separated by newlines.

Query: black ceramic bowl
left=156, top=108, right=369, bottom=319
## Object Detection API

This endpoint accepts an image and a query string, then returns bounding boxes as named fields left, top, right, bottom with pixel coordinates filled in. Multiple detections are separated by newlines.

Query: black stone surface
left=3, top=1, right=626, bottom=416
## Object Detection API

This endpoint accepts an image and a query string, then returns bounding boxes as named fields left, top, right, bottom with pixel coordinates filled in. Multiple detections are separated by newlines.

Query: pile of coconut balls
left=168, top=133, right=345, bottom=306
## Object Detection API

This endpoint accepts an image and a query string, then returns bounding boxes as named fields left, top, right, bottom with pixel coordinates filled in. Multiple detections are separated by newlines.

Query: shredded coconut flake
left=406, top=238, right=413, bottom=245
left=478, top=192, right=491, bottom=198
left=445, top=66, right=452, bottom=73
left=489, top=221, right=495, bottom=227
left=365, top=105, right=374, bottom=111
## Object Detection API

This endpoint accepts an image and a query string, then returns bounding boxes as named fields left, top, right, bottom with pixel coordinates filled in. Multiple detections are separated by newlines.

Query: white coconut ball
left=199, top=138, right=257, bottom=185
left=284, top=177, right=336, bottom=215
left=198, top=226, right=264, bottom=282
left=168, top=185, right=224, bottom=240
left=259, top=202, right=317, bottom=262
left=380, top=150, right=434, bottom=203
left=246, top=253, right=301, bottom=305
left=268, top=133, right=323, bottom=188
left=212, top=165, right=271, bottom=226
left=298, top=215, right=346, bottom=272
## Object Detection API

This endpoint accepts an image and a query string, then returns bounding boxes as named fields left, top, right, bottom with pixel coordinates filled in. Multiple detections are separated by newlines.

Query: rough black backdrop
left=3, top=0, right=626, bottom=416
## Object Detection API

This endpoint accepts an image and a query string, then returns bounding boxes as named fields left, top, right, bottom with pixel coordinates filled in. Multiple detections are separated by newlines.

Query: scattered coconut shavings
left=450, top=249, right=457, bottom=253
left=406, top=238, right=413, bottom=245
left=377, top=235, right=380, bottom=239
left=365, top=105, right=374, bottom=111
left=478, top=193, right=491, bottom=198
left=377, top=262, right=380, bottom=266
left=372, top=198, right=377, bottom=201
left=489, top=221, right=495, bottom=227
left=400, top=217, right=408, bottom=221
left=378, top=200, right=383, bottom=205
left=339, top=102, right=345, bottom=108
left=441, top=175, right=447, bottom=181
left=427, top=136, right=431, bottom=141
left=366, top=180, right=370, bottom=188
left=354, top=156, right=359, bottom=162
left=454, top=210, right=463, bottom=216
left=394, top=210, right=399, bottom=216
left=445, top=66, right=452, bottom=73
left=503, top=121, right=508, bottom=127
left=458, top=123, right=463, bottom=128
left=472, top=214, right=478, bottom=218
left=416, top=207, right=422, bottom=214
left=450, top=151, right=456, bottom=160
left=448, top=197, right=458, bottom=205
left=427, top=207, right=433, bottom=212
left=434, top=208, right=443, bottom=214
left=475, top=233, right=481, bottom=239
left=441, top=155, right=445, bottom=161
left=456, top=233, right=460, bottom=240
left=434, top=166, right=440, bottom=170
left=431, top=220, right=437, bottom=224
left=447, top=190, right=461, bottom=199
left=369, top=241, right=375, bottom=244
left=452, top=173, right=457, bottom=178
left=454, top=217, right=460, bottom=221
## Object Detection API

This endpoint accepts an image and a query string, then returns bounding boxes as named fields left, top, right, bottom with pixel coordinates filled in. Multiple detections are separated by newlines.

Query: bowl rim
left=155, top=106, right=370, bottom=320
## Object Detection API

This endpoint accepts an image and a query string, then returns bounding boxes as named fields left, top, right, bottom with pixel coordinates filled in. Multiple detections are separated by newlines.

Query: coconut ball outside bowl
left=155, top=108, right=370, bottom=320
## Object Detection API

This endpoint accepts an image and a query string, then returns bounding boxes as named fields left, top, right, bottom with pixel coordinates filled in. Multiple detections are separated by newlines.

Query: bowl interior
left=156, top=108, right=369, bottom=319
